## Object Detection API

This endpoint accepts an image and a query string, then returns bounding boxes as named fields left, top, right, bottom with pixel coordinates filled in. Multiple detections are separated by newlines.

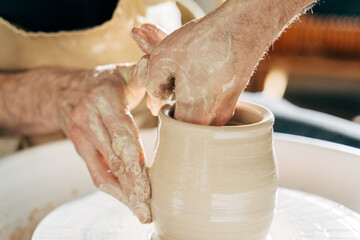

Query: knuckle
left=70, top=106, right=87, bottom=126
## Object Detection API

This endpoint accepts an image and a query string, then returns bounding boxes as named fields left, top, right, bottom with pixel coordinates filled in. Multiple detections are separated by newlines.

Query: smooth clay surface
left=149, top=101, right=278, bottom=240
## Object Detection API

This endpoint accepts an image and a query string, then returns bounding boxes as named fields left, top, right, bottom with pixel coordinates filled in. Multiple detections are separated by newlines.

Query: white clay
left=149, top=101, right=278, bottom=240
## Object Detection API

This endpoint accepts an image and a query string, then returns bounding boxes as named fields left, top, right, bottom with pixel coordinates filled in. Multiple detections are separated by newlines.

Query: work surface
left=1, top=129, right=360, bottom=239
left=32, top=187, right=360, bottom=240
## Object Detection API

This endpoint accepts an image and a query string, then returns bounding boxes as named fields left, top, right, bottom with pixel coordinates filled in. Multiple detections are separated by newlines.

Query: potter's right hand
left=133, top=19, right=242, bottom=126
left=133, top=0, right=316, bottom=126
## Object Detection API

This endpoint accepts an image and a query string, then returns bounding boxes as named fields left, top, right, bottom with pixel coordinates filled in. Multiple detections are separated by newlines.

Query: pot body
left=149, top=101, right=278, bottom=240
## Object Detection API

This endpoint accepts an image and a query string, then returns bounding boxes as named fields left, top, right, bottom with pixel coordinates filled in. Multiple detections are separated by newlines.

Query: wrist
left=0, top=68, right=88, bottom=135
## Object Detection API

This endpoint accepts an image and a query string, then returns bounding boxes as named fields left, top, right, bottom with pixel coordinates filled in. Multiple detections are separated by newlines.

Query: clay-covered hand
left=57, top=63, right=149, bottom=222
left=56, top=29, right=164, bottom=223
left=0, top=23, right=165, bottom=223
left=133, top=0, right=315, bottom=126
left=132, top=20, right=246, bottom=126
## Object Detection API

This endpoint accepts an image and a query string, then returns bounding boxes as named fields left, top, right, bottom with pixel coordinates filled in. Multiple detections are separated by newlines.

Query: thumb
left=132, top=23, right=174, bottom=116
left=146, top=57, right=176, bottom=116
left=131, top=23, right=168, bottom=54
left=115, top=55, right=149, bottom=90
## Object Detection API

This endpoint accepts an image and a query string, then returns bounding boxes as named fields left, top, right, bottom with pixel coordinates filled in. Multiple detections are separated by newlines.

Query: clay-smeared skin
left=134, top=0, right=317, bottom=125
left=0, top=28, right=165, bottom=223
left=0, top=0, right=318, bottom=224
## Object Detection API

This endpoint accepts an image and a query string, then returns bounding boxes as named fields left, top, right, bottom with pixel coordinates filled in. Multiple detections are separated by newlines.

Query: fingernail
left=141, top=23, right=153, bottom=31
left=142, top=23, right=168, bottom=35
left=141, top=24, right=154, bottom=35
left=131, top=28, right=143, bottom=41
left=131, top=27, right=141, bottom=36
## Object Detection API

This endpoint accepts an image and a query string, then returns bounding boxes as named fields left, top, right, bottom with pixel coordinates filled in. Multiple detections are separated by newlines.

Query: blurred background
left=247, top=0, right=360, bottom=120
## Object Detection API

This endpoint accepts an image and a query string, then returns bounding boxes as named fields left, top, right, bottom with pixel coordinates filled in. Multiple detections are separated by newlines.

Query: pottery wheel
left=32, top=187, right=360, bottom=240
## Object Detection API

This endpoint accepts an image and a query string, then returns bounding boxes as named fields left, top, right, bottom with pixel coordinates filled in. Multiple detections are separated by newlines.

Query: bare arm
left=219, top=0, right=317, bottom=77
left=0, top=68, right=86, bottom=135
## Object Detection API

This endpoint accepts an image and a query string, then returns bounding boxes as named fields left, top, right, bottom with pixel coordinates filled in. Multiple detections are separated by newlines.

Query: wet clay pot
left=149, top=101, right=278, bottom=240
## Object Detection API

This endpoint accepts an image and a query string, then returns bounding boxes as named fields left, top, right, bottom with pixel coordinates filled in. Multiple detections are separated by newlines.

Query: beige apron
left=0, top=0, right=167, bottom=70
left=0, top=0, right=196, bottom=70
left=0, top=0, right=197, bottom=151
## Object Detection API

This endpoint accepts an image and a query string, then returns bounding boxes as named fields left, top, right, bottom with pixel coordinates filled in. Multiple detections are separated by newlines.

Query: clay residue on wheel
left=7, top=202, right=54, bottom=240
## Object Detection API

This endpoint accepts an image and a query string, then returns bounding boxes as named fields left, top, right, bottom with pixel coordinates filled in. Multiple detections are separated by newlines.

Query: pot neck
left=158, top=101, right=274, bottom=139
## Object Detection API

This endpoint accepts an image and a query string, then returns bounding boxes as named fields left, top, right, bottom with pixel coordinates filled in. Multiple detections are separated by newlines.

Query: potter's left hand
left=0, top=24, right=165, bottom=224
left=60, top=29, right=166, bottom=223
left=59, top=62, right=153, bottom=223
left=133, top=0, right=316, bottom=125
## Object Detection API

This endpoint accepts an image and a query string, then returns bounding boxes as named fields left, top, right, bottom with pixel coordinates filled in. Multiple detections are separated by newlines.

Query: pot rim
left=158, top=101, right=274, bottom=131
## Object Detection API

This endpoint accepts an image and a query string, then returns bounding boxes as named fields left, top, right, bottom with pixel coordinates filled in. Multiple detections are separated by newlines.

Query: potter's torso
left=0, top=0, right=184, bottom=151
left=0, top=0, right=176, bottom=71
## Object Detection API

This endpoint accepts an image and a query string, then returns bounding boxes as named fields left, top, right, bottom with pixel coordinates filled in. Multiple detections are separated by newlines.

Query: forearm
left=223, top=0, right=316, bottom=37
left=217, top=0, right=317, bottom=58
left=0, top=68, right=87, bottom=135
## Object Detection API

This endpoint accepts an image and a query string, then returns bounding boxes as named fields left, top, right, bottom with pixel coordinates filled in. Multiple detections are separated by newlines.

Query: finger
left=95, top=89, right=152, bottom=223
left=78, top=107, right=126, bottom=177
left=70, top=96, right=130, bottom=190
left=115, top=62, right=136, bottom=84
left=115, top=61, right=147, bottom=109
left=132, top=55, right=149, bottom=86
left=132, top=23, right=174, bottom=116
left=146, top=56, right=176, bottom=116
left=116, top=56, right=149, bottom=87
left=131, top=23, right=167, bottom=54
left=72, top=98, right=151, bottom=223
left=140, top=23, right=168, bottom=42
left=68, top=125, right=128, bottom=205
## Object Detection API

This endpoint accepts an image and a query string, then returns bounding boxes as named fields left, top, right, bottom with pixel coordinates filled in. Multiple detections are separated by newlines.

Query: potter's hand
left=133, top=22, right=240, bottom=126
left=57, top=63, right=153, bottom=223
left=0, top=27, right=164, bottom=223
left=58, top=30, right=166, bottom=223
left=133, top=0, right=316, bottom=125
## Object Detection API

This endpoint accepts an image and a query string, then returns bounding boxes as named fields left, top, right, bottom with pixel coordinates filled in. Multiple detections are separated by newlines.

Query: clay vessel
left=149, top=101, right=278, bottom=240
